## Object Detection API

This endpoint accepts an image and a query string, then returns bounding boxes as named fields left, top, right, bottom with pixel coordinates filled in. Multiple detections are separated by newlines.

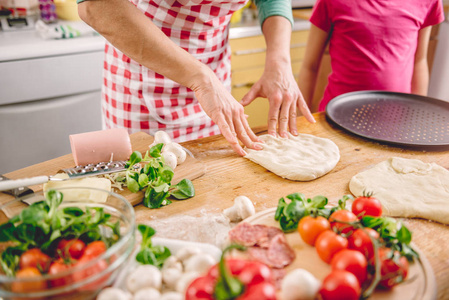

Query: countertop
left=1, top=113, right=448, bottom=299
left=0, top=17, right=310, bottom=62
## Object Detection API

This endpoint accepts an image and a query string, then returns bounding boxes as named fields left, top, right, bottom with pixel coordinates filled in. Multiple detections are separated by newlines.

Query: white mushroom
left=280, top=268, right=320, bottom=300
left=149, top=131, right=172, bottom=148
left=175, top=272, right=200, bottom=294
left=126, top=265, right=162, bottom=294
left=133, top=287, right=161, bottom=300
left=184, top=253, right=217, bottom=274
left=162, top=267, right=183, bottom=290
left=175, top=246, right=202, bottom=263
left=162, top=151, right=178, bottom=170
left=163, top=142, right=187, bottom=165
left=162, top=255, right=183, bottom=272
left=97, top=287, right=132, bottom=300
left=155, top=131, right=172, bottom=144
left=160, top=292, right=184, bottom=300
left=223, top=196, right=255, bottom=222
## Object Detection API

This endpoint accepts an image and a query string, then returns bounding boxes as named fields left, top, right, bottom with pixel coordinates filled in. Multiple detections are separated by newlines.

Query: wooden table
left=1, top=112, right=448, bottom=299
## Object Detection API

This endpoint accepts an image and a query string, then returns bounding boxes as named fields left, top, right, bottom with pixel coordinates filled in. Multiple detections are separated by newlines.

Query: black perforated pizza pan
left=325, top=91, right=449, bottom=150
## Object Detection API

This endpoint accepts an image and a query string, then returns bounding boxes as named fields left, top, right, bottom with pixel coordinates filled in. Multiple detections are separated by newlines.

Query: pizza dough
left=244, top=133, right=340, bottom=181
left=349, top=157, right=449, bottom=224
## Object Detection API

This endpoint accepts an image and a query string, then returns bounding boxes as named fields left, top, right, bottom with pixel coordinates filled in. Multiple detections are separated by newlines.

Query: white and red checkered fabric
left=101, top=0, right=247, bottom=142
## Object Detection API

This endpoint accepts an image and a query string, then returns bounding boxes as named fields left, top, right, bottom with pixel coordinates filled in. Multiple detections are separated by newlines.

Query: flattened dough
left=350, top=157, right=449, bottom=224
left=244, top=133, right=340, bottom=181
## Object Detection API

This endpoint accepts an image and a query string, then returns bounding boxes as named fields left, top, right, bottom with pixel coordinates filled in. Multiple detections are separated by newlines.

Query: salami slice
left=267, top=234, right=296, bottom=268
left=230, top=222, right=295, bottom=269
left=228, top=222, right=272, bottom=246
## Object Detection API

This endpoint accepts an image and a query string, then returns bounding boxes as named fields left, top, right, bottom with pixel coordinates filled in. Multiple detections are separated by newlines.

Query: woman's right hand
left=191, top=67, right=263, bottom=156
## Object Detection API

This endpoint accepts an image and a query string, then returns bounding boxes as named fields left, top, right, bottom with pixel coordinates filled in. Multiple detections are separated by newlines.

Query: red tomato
left=19, top=248, right=51, bottom=272
left=329, top=210, right=358, bottom=234
left=57, top=239, right=86, bottom=260
left=48, top=259, right=74, bottom=288
left=376, top=248, right=409, bottom=289
left=331, top=249, right=368, bottom=286
left=347, top=228, right=380, bottom=260
left=72, top=255, right=109, bottom=291
left=72, top=241, right=109, bottom=291
left=315, top=230, right=348, bottom=264
left=11, top=267, right=47, bottom=293
left=319, top=270, right=361, bottom=300
left=298, top=216, right=331, bottom=246
left=83, top=241, right=107, bottom=258
left=351, top=196, right=382, bottom=218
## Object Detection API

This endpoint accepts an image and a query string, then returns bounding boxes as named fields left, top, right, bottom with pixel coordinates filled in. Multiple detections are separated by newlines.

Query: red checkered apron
left=101, top=0, right=247, bottom=142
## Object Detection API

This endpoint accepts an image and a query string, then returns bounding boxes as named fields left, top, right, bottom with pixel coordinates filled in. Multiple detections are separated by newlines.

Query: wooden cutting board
left=0, top=132, right=206, bottom=218
left=244, top=208, right=436, bottom=300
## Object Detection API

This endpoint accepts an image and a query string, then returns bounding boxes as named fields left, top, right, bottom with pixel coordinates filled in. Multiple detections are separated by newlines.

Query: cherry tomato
left=352, top=196, right=382, bottom=218
left=19, top=248, right=51, bottom=272
left=329, top=210, right=358, bottom=234
left=72, top=241, right=109, bottom=291
left=319, top=270, right=361, bottom=300
left=83, top=241, right=107, bottom=258
left=347, top=228, right=380, bottom=260
left=315, top=230, right=348, bottom=264
left=11, top=267, right=47, bottom=293
left=298, top=216, right=331, bottom=246
left=48, top=259, right=74, bottom=288
left=331, top=249, right=368, bottom=286
left=376, top=248, right=409, bottom=289
left=57, top=239, right=86, bottom=260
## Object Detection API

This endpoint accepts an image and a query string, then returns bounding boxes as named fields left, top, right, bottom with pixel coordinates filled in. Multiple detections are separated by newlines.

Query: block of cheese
left=70, top=128, right=132, bottom=166
left=43, top=173, right=112, bottom=203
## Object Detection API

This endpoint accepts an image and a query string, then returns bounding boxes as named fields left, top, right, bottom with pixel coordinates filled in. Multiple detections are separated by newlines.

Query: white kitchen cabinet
left=0, top=24, right=105, bottom=173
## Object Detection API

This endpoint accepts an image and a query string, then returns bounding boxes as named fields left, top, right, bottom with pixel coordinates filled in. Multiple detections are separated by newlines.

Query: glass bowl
left=0, top=187, right=136, bottom=300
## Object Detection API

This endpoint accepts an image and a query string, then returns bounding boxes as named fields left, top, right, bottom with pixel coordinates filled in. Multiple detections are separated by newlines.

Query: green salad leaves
left=135, top=224, right=170, bottom=268
left=119, top=145, right=195, bottom=209
left=0, top=190, right=120, bottom=276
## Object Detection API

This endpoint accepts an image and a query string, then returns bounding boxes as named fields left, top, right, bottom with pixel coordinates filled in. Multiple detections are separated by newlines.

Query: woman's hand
left=192, top=67, right=262, bottom=156
left=241, top=60, right=315, bottom=137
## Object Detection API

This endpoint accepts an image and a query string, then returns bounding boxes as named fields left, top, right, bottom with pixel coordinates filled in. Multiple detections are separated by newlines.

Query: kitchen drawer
left=0, top=51, right=103, bottom=105
left=231, top=46, right=306, bottom=70
left=230, top=30, right=308, bottom=71
left=0, top=91, right=102, bottom=174
left=232, top=62, right=302, bottom=87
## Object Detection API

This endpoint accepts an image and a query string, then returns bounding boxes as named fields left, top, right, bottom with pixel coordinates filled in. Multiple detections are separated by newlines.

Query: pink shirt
left=310, top=0, right=445, bottom=111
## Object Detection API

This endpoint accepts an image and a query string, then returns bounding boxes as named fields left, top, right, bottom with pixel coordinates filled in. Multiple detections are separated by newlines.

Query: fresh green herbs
left=361, top=216, right=418, bottom=260
left=0, top=190, right=120, bottom=276
left=135, top=224, right=171, bottom=268
left=274, top=193, right=352, bottom=232
left=121, top=146, right=195, bottom=209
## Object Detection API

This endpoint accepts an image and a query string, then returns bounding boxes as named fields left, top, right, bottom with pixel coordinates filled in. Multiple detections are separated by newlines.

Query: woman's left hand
left=241, top=60, right=315, bottom=138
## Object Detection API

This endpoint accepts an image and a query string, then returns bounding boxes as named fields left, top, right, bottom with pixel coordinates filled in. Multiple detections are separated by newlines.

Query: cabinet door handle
left=233, top=82, right=254, bottom=88
left=233, top=43, right=307, bottom=56
left=234, top=48, right=266, bottom=55
left=290, top=43, right=307, bottom=49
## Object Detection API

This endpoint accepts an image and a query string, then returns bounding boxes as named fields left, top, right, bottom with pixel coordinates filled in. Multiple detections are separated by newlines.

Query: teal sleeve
left=76, top=0, right=87, bottom=3
left=253, top=0, right=294, bottom=27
